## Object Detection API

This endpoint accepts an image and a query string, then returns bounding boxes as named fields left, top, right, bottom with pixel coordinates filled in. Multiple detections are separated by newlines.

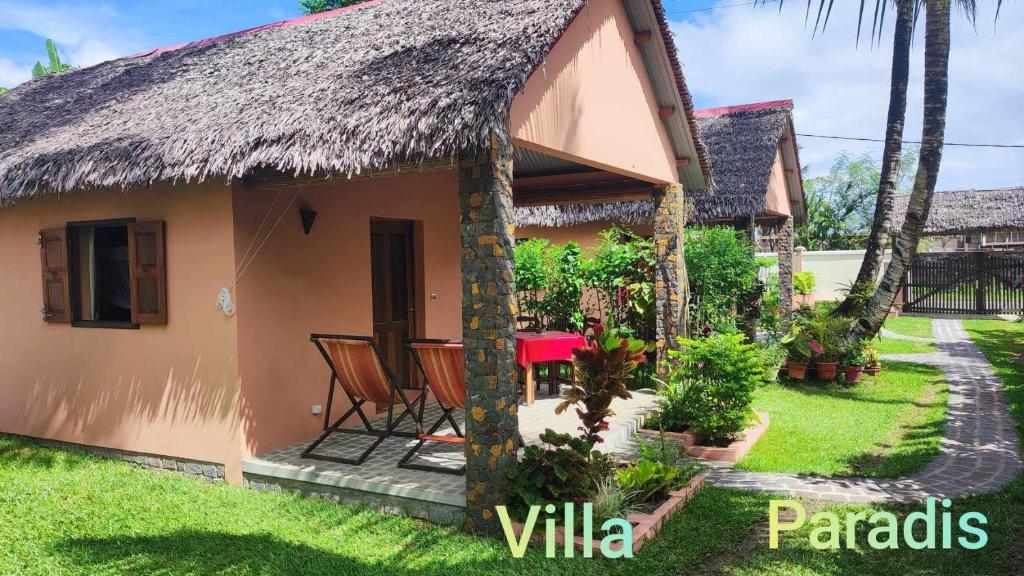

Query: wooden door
left=370, top=220, right=418, bottom=396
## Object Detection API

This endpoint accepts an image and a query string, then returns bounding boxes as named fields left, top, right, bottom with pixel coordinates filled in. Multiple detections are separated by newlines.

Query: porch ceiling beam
left=514, top=183, right=655, bottom=206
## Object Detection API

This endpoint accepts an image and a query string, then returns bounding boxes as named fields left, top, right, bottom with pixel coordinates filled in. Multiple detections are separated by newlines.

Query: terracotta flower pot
left=786, top=360, right=808, bottom=380
left=815, top=361, right=838, bottom=381
left=865, top=365, right=881, bottom=376
left=843, top=365, right=865, bottom=384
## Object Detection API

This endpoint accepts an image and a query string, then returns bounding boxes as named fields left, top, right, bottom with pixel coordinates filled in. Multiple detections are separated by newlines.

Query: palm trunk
left=850, top=0, right=951, bottom=342
left=835, top=0, right=915, bottom=316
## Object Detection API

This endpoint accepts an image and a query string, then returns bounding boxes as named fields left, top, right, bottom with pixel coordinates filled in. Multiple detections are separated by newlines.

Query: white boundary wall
left=756, top=249, right=891, bottom=301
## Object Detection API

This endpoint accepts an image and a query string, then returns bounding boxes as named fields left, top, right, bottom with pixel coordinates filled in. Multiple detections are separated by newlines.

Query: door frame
left=369, top=217, right=426, bottom=400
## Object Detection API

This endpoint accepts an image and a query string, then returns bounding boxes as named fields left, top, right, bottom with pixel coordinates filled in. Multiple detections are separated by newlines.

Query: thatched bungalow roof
left=890, top=187, right=1024, bottom=235
left=516, top=100, right=803, bottom=228
left=0, top=0, right=710, bottom=203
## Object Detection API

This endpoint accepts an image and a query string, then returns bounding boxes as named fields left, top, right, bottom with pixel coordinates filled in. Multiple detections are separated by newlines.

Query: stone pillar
left=652, top=183, right=688, bottom=364
left=777, top=217, right=795, bottom=321
left=458, top=136, right=520, bottom=536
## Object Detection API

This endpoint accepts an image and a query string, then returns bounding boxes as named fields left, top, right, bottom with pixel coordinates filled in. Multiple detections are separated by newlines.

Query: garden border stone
left=640, top=412, right=769, bottom=463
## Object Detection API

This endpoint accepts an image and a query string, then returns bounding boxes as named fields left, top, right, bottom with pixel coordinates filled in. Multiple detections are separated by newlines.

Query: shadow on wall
left=21, top=354, right=248, bottom=457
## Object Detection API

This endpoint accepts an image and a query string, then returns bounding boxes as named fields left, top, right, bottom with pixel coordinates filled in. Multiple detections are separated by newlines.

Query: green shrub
left=758, top=339, right=788, bottom=384
left=652, top=333, right=763, bottom=441
left=506, top=430, right=612, bottom=519
left=615, top=460, right=679, bottom=503
left=636, top=433, right=683, bottom=467
left=685, top=227, right=759, bottom=333
left=759, top=273, right=781, bottom=332
left=794, top=272, right=817, bottom=296
left=591, top=479, right=638, bottom=526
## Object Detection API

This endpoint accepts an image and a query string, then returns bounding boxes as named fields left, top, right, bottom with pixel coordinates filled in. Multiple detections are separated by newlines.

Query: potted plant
left=840, top=340, right=869, bottom=384
left=864, top=343, right=882, bottom=376
left=806, top=315, right=846, bottom=382
left=781, top=325, right=812, bottom=380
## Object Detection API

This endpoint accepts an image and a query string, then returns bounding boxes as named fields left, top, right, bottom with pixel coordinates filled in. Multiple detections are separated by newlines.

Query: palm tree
left=850, top=0, right=954, bottom=340
left=834, top=0, right=915, bottom=316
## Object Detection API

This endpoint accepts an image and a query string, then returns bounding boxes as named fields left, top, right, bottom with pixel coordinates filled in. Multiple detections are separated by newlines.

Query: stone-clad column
left=458, top=136, right=520, bottom=535
left=777, top=217, right=795, bottom=322
left=652, top=183, right=688, bottom=364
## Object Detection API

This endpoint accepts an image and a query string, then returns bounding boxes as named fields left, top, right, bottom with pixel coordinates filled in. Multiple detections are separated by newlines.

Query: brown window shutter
left=128, top=221, right=167, bottom=325
left=39, top=227, right=71, bottom=323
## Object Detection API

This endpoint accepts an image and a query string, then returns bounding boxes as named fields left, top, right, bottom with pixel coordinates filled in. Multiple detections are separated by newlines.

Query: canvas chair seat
left=303, top=334, right=425, bottom=466
left=399, top=340, right=468, bottom=475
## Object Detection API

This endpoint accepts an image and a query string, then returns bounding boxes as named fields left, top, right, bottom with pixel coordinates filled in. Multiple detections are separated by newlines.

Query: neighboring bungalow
left=516, top=99, right=806, bottom=311
left=891, top=187, right=1024, bottom=251
left=0, top=0, right=710, bottom=528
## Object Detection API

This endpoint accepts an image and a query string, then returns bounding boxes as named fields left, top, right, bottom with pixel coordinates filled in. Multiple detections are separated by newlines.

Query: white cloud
left=672, top=1, right=1024, bottom=190
left=0, top=1, right=144, bottom=75
left=0, top=56, right=30, bottom=87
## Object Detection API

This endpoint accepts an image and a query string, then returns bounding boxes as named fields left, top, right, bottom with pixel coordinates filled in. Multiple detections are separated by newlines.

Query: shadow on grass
left=53, top=529, right=506, bottom=576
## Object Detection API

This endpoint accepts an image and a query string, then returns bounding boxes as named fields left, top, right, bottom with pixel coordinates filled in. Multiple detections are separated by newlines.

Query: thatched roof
left=516, top=100, right=801, bottom=228
left=890, top=187, right=1024, bottom=235
left=0, top=0, right=710, bottom=203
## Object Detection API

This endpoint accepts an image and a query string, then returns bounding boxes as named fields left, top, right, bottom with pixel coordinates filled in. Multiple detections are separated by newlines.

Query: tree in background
left=797, top=150, right=917, bottom=251
left=0, top=88, right=8, bottom=96
left=31, top=39, right=74, bottom=79
left=299, top=0, right=368, bottom=14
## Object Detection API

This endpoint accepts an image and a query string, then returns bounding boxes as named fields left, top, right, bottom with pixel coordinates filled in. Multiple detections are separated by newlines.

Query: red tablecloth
left=515, top=331, right=587, bottom=368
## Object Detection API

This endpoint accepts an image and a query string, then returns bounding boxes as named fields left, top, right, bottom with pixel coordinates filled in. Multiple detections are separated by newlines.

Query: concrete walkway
left=879, top=327, right=934, bottom=343
left=704, top=319, right=1022, bottom=503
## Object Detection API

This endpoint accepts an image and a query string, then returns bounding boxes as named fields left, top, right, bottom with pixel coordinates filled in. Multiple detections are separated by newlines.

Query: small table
left=515, top=330, right=587, bottom=405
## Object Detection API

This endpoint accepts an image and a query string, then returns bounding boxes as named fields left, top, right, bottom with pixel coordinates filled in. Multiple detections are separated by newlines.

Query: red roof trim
left=132, top=0, right=384, bottom=58
left=694, top=99, right=794, bottom=118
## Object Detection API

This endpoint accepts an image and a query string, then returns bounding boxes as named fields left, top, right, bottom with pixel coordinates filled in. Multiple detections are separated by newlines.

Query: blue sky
left=1, top=0, right=1021, bottom=189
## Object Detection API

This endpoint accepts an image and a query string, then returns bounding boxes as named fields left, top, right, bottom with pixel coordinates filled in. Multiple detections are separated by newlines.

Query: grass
left=2, top=319, right=1020, bottom=575
left=873, top=335, right=936, bottom=355
left=738, top=361, right=948, bottom=477
left=0, top=436, right=778, bottom=576
left=881, top=315, right=935, bottom=339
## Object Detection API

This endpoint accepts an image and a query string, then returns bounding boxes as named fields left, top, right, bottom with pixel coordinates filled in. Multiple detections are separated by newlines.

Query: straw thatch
left=890, top=187, right=1024, bottom=235
left=0, top=0, right=709, bottom=203
left=515, top=100, right=795, bottom=228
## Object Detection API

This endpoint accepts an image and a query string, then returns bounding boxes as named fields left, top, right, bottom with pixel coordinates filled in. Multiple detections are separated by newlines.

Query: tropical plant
left=615, top=460, right=680, bottom=504
left=758, top=338, right=788, bottom=383
left=864, top=342, right=882, bottom=368
left=31, top=39, right=74, bottom=79
left=636, top=433, right=683, bottom=467
left=794, top=272, right=817, bottom=296
left=685, top=227, right=759, bottom=333
left=805, top=314, right=853, bottom=362
left=558, top=325, right=646, bottom=447
left=591, top=478, right=639, bottom=526
left=537, top=242, right=585, bottom=333
left=585, top=227, right=656, bottom=340
left=652, top=333, right=763, bottom=441
left=299, top=0, right=370, bottom=14
left=781, top=322, right=814, bottom=363
left=506, top=430, right=611, bottom=518
left=759, top=272, right=782, bottom=332
left=841, top=339, right=870, bottom=367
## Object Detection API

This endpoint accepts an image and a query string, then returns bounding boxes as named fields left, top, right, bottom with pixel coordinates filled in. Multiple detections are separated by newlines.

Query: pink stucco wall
left=510, top=0, right=679, bottom=185
left=764, top=148, right=793, bottom=218
left=0, top=184, right=244, bottom=481
left=232, top=170, right=463, bottom=458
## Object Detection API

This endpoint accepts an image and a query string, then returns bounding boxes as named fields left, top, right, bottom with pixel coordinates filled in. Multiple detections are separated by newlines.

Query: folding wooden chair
left=398, top=339, right=467, bottom=475
left=303, top=334, right=426, bottom=465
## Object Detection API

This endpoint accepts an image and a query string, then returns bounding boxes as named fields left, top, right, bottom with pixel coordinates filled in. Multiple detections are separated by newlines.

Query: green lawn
left=0, top=436, right=776, bottom=576
left=882, top=315, right=935, bottom=339
left=873, top=335, right=937, bottom=355
left=738, top=361, right=948, bottom=477
left=2, top=320, right=1021, bottom=575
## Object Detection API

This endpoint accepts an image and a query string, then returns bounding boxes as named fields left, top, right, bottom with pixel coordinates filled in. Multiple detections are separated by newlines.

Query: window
left=40, top=220, right=166, bottom=327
